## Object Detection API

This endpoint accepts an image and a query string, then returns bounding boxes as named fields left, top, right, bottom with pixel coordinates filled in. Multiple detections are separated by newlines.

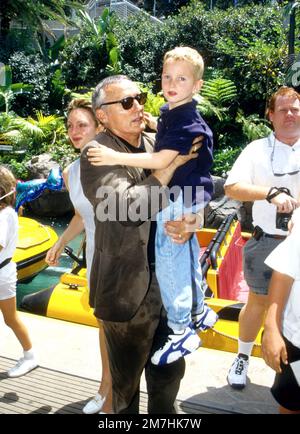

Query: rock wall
left=24, top=153, right=74, bottom=217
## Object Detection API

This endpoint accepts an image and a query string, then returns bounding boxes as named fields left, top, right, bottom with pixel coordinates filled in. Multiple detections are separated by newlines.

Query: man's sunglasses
left=270, top=135, right=300, bottom=177
left=99, top=92, right=147, bottom=110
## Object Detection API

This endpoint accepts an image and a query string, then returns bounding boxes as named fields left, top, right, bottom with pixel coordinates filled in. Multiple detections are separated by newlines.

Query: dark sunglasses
left=99, top=92, right=147, bottom=110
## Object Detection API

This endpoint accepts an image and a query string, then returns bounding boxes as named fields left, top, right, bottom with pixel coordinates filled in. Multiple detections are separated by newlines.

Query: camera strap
left=266, top=187, right=292, bottom=203
left=0, top=257, right=12, bottom=270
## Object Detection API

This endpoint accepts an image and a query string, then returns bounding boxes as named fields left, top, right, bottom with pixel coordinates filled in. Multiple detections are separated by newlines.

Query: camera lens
left=276, top=211, right=292, bottom=231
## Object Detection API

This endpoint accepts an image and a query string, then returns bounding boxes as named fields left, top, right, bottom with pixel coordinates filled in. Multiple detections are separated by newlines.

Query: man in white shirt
left=225, top=87, right=300, bottom=389
left=262, top=209, right=300, bottom=414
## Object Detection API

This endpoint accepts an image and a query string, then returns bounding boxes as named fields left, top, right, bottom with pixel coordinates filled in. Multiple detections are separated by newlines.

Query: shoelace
left=13, top=358, right=25, bottom=369
left=235, top=358, right=246, bottom=375
left=157, top=335, right=172, bottom=351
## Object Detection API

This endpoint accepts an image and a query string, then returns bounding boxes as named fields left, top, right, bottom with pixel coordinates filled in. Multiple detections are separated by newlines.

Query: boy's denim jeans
left=155, top=193, right=204, bottom=332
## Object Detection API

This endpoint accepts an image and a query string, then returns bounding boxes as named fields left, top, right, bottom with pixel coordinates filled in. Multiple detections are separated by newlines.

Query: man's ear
left=96, top=108, right=107, bottom=125
left=268, top=110, right=274, bottom=123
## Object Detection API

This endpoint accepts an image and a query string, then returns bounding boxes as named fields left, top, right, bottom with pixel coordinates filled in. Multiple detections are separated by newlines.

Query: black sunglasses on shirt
left=99, top=92, right=148, bottom=110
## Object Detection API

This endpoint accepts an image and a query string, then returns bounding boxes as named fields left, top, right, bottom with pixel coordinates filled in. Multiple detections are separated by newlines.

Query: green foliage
left=0, top=65, right=33, bottom=113
left=8, top=52, right=50, bottom=116
left=0, top=0, right=84, bottom=54
left=114, top=14, right=167, bottom=84
left=201, top=79, right=238, bottom=107
left=60, top=8, right=121, bottom=89
left=139, top=85, right=165, bottom=117
left=212, top=146, right=242, bottom=178
left=236, top=111, right=272, bottom=142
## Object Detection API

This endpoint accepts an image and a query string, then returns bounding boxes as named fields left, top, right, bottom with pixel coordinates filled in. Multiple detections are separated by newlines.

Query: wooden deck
left=0, top=356, right=233, bottom=414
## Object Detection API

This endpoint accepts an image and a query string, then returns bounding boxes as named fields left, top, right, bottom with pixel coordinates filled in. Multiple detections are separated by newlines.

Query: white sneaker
left=83, top=393, right=105, bottom=414
left=7, top=357, right=38, bottom=378
left=227, top=354, right=249, bottom=389
left=151, top=326, right=201, bottom=366
left=192, top=304, right=219, bottom=332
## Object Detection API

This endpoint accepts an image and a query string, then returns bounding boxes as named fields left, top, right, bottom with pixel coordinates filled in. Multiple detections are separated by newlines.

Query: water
left=17, top=213, right=84, bottom=307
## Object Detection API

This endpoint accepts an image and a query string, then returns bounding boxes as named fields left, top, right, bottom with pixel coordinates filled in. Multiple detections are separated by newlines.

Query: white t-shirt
left=0, top=206, right=18, bottom=293
left=265, top=211, right=300, bottom=348
left=225, top=133, right=300, bottom=235
left=0, top=206, right=18, bottom=262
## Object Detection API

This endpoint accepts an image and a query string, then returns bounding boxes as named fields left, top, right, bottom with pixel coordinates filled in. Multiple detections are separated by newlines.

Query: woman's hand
left=45, top=240, right=65, bottom=266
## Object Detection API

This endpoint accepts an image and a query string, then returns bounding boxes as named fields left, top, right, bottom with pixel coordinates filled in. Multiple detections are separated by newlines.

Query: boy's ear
left=194, top=79, right=203, bottom=94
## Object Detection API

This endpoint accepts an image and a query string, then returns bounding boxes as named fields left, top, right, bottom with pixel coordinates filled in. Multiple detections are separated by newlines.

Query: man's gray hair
left=92, top=75, right=131, bottom=111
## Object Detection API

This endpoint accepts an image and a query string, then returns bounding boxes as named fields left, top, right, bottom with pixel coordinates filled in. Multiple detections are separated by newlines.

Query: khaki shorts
left=243, top=235, right=283, bottom=295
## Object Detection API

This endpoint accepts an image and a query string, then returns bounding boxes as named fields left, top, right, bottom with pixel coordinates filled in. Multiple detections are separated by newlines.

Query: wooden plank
left=0, top=356, right=229, bottom=414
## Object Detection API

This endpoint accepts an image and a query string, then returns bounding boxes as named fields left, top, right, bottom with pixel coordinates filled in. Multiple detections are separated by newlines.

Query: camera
left=274, top=187, right=293, bottom=232
left=276, top=211, right=292, bottom=231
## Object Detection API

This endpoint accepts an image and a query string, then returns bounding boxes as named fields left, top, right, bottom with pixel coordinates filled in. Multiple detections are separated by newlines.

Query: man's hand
left=262, top=328, right=288, bottom=373
left=153, top=136, right=203, bottom=186
left=165, top=214, right=203, bottom=244
left=144, top=112, right=158, bottom=131
left=271, top=192, right=298, bottom=213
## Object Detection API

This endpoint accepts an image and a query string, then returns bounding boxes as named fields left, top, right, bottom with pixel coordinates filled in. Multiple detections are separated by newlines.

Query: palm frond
left=201, top=78, right=238, bottom=107
left=237, top=111, right=271, bottom=142
left=195, top=95, right=226, bottom=122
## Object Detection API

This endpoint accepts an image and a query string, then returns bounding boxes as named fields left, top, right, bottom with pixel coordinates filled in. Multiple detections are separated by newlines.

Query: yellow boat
left=20, top=214, right=263, bottom=357
left=14, top=216, right=58, bottom=283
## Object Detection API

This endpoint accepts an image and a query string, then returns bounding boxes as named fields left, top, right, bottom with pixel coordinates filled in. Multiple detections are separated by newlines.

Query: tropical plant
left=236, top=111, right=272, bottom=142
left=0, top=109, right=75, bottom=178
left=201, top=78, right=238, bottom=107
left=0, top=0, right=84, bottom=52
left=0, top=65, right=32, bottom=113
left=8, top=52, right=51, bottom=116
left=60, top=8, right=122, bottom=89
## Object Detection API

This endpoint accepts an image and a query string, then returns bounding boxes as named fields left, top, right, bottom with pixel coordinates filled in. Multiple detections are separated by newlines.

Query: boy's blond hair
left=163, top=46, right=204, bottom=80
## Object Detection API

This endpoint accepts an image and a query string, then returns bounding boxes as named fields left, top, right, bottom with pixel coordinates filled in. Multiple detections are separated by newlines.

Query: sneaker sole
left=7, top=364, right=39, bottom=378
left=227, top=376, right=246, bottom=390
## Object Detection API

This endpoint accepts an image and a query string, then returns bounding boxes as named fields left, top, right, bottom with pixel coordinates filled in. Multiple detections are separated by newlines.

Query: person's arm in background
left=262, top=271, right=293, bottom=373
left=225, top=182, right=298, bottom=213
left=46, top=166, right=84, bottom=266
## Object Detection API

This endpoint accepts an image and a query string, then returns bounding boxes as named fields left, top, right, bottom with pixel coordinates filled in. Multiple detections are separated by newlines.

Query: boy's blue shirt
left=155, top=100, right=214, bottom=206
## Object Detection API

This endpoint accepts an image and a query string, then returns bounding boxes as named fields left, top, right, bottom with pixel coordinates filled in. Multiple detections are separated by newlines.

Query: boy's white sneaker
left=192, top=304, right=219, bottom=332
left=151, top=325, right=201, bottom=366
left=7, top=357, right=38, bottom=378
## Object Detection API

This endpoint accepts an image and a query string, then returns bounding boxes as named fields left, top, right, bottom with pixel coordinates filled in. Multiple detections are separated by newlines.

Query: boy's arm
left=262, top=271, right=293, bottom=373
left=87, top=146, right=179, bottom=170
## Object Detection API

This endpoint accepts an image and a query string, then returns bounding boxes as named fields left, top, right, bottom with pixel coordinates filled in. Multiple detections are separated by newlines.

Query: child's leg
left=0, top=296, right=32, bottom=351
left=190, top=233, right=204, bottom=315
left=155, top=194, right=194, bottom=332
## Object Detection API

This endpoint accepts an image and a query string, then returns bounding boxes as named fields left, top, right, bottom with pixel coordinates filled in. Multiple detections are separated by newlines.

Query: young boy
left=262, top=209, right=300, bottom=414
left=87, top=47, right=218, bottom=365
